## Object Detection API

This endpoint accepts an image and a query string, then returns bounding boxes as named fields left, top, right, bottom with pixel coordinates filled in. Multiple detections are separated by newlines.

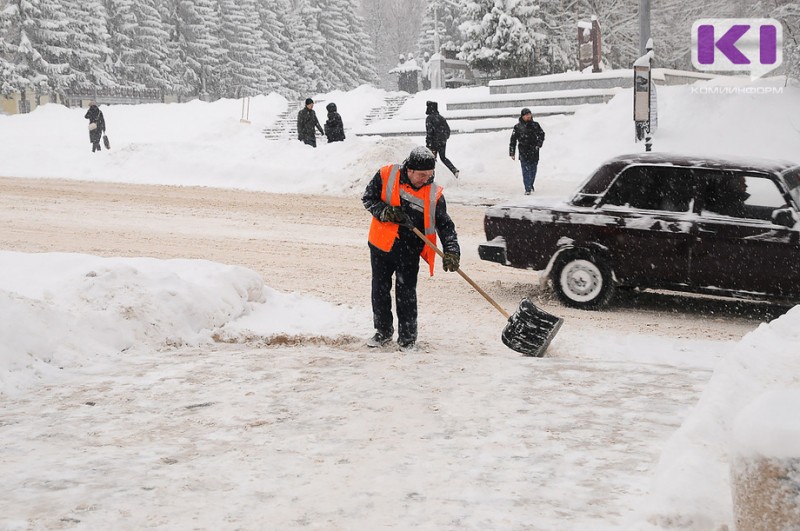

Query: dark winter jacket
left=85, top=105, right=105, bottom=143
left=425, top=101, right=450, bottom=149
left=324, top=103, right=345, bottom=143
left=297, top=106, right=323, bottom=142
left=362, top=164, right=460, bottom=258
left=509, top=117, right=545, bottom=161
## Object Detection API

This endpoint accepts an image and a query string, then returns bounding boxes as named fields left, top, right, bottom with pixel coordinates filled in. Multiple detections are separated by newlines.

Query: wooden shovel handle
left=409, top=225, right=510, bottom=319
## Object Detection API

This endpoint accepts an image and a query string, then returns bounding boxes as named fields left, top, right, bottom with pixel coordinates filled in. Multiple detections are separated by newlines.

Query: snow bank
left=630, top=306, right=800, bottom=530
left=0, top=252, right=364, bottom=396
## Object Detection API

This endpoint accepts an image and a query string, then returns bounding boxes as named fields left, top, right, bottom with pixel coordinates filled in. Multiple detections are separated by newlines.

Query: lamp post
left=639, top=0, right=651, bottom=56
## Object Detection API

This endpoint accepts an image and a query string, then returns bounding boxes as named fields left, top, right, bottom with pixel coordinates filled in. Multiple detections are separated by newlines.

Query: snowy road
left=0, top=177, right=790, bottom=529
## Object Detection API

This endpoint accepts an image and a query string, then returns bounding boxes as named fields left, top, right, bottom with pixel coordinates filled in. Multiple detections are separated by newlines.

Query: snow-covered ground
left=1, top=76, right=799, bottom=529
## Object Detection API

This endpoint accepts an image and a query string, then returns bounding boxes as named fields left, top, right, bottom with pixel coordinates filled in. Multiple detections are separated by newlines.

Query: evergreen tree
left=315, top=0, right=378, bottom=89
left=534, top=0, right=574, bottom=74
left=255, top=0, right=296, bottom=96
left=104, top=0, right=136, bottom=86
left=174, top=0, right=223, bottom=96
left=133, top=0, right=174, bottom=90
left=156, top=0, right=194, bottom=94
left=0, top=0, right=74, bottom=92
left=459, top=0, right=542, bottom=77
left=62, top=0, right=116, bottom=90
left=416, top=0, right=467, bottom=58
left=294, top=1, right=329, bottom=94
left=218, top=0, right=263, bottom=97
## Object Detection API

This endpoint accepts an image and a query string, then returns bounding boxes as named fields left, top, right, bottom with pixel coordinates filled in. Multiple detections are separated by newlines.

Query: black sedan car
left=479, top=153, right=800, bottom=309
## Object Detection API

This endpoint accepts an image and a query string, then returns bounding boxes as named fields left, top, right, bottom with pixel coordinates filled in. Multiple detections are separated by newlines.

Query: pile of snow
left=0, top=251, right=365, bottom=396
left=631, top=306, right=800, bottom=530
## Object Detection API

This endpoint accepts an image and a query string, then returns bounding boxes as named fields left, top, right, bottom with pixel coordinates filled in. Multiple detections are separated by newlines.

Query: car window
left=700, top=171, right=787, bottom=220
left=782, top=167, right=800, bottom=207
left=602, top=165, right=694, bottom=212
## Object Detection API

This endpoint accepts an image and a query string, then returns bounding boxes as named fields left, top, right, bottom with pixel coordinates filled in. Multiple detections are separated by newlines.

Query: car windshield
left=782, top=167, right=800, bottom=207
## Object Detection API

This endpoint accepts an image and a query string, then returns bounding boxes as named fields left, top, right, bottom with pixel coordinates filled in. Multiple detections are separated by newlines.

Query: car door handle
left=697, top=227, right=717, bottom=234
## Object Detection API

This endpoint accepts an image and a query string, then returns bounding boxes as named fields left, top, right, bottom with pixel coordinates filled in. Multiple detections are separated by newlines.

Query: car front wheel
left=552, top=252, right=614, bottom=310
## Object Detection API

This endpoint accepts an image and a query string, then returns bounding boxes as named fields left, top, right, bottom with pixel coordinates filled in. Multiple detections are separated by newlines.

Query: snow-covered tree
left=317, top=0, right=379, bottom=89
left=459, top=0, right=543, bottom=77
left=0, top=0, right=74, bottom=92
left=104, top=0, right=174, bottom=90
left=62, top=0, right=115, bottom=90
left=293, top=1, right=330, bottom=94
left=254, top=0, right=293, bottom=95
left=173, top=0, right=224, bottom=96
left=533, top=0, right=574, bottom=74
left=103, top=0, right=136, bottom=86
left=130, top=0, right=175, bottom=90
left=291, top=0, right=379, bottom=94
left=218, top=0, right=263, bottom=97
left=416, top=0, right=468, bottom=59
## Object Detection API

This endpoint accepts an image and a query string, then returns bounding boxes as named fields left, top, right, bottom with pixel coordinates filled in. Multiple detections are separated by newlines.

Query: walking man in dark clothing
left=509, top=107, right=545, bottom=194
left=84, top=103, right=106, bottom=153
left=324, top=102, right=346, bottom=142
left=297, top=98, right=324, bottom=147
left=362, top=146, right=461, bottom=352
left=425, top=101, right=459, bottom=178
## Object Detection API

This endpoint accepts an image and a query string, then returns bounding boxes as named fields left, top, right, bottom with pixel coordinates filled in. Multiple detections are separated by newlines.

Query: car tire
left=552, top=251, right=615, bottom=310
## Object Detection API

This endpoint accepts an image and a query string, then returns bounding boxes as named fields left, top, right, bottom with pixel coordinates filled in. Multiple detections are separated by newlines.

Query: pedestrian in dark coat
left=362, top=146, right=460, bottom=351
left=324, top=102, right=346, bottom=143
left=509, top=108, right=545, bottom=194
left=297, top=98, right=324, bottom=147
left=425, top=101, right=458, bottom=178
left=84, top=103, right=106, bottom=153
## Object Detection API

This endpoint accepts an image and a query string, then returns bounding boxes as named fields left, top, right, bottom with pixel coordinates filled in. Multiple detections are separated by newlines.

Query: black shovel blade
left=501, top=298, right=564, bottom=357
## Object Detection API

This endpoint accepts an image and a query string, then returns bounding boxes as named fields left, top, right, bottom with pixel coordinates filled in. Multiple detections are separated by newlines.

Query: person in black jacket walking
left=362, top=146, right=460, bottom=352
left=297, top=98, right=324, bottom=147
left=84, top=103, right=106, bottom=153
left=324, top=102, right=345, bottom=143
left=425, top=101, right=459, bottom=178
left=509, top=108, right=545, bottom=194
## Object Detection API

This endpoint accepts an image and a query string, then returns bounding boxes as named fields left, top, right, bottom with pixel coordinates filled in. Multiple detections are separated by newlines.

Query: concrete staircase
left=263, top=101, right=329, bottom=141
left=363, top=95, right=411, bottom=126
left=263, top=96, right=407, bottom=141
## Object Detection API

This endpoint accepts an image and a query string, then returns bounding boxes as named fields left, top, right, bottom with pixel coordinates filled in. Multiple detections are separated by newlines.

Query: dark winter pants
left=370, top=244, right=421, bottom=344
left=301, top=137, right=317, bottom=148
left=92, top=141, right=102, bottom=152
left=520, top=158, right=539, bottom=193
left=430, top=143, right=458, bottom=176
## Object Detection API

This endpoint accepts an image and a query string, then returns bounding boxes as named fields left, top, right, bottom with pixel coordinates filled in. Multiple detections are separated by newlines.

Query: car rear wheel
left=552, top=251, right=614, bottom=309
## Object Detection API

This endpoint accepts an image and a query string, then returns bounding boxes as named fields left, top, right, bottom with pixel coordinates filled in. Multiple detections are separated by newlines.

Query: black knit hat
left=520, top=107, right=532, bottom=117
left=305, top=98, right=314, bottom=105
left=405, top=146, right=436, bottom=171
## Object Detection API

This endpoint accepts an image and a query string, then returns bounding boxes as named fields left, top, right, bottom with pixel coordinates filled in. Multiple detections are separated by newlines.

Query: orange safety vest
left=368, top=164, right=443, bottom=276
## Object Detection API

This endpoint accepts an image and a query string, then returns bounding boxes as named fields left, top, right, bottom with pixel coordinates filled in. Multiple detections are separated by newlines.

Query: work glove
left=381, top=206, right=408, bottom=224
left=443, top=253, right=460, bottom=272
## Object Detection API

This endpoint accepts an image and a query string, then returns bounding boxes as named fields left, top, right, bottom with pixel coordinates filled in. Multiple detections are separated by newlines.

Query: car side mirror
left=771, top=207, right=797, bottom=228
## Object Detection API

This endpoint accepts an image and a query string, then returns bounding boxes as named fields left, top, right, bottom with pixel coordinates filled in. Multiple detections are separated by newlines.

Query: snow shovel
left=407, top=225, right=564, bottom=357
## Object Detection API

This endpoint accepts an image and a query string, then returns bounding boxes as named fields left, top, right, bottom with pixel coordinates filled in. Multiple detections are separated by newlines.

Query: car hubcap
left=560, top=259, right=603, bottom=302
